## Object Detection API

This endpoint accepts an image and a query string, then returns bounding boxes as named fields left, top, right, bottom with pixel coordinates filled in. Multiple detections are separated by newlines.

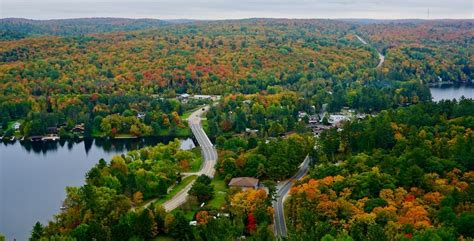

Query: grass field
left=208, top=179, right=228, bottom=209
left=188, top=155, right=203, bottom=172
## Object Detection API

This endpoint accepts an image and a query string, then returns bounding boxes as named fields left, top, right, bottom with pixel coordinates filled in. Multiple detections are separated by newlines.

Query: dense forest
left=0, top=18, right=170, bottom=40
left=1, top=18, right=473, bottom=240
left=206, top=92, right=313, bottom=138
left=358, top=20, right=473, bottom=84
left=30, top=100, right=474, bottom=241
left=6, top=19, right=469, bottom=138
left=286, top=99, right=474, bottom=240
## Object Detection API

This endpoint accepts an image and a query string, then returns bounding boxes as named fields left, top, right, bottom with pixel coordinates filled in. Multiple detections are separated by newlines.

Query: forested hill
left=1, top=19, right=472, bottom=128
left=0, top=18, right=171, bottom=40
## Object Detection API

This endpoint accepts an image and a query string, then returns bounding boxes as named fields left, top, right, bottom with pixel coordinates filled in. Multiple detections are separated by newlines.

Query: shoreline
left=427, top=80, right=474, bottom=88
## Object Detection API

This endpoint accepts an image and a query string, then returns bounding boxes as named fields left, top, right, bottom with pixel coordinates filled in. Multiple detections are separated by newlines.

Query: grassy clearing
left=208, top=179, right=228, bottom=209
left=155, top=175, right=197, bottom=205
left=201, top=119, right=209, bottom=133
left=182, top=106, right=200, bottom=120
left=188, top=156, right=203, bottom=172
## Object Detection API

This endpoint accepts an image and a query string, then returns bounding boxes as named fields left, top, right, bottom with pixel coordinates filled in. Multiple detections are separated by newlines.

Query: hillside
left=0, top=18, right=170, bottom=40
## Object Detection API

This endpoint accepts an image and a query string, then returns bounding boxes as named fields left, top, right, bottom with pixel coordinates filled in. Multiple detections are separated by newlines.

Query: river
left=430, top=83, right=474, bottom=102
left=0, top=137, right=195, bottom=241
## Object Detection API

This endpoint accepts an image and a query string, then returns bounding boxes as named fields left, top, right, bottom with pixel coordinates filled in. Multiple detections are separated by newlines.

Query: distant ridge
left=0, top=18, right=171, bottom=40
left=1, top=17, right=472, bottom=41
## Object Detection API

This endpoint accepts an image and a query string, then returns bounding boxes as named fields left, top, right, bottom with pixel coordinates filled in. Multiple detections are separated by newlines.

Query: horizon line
left=2, top=17, right=474, bottom=21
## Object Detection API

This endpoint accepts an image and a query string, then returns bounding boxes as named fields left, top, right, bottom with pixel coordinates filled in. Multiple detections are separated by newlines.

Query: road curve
left=273, top=155, right=311, bottom=237
left=355, top=34, right=385, bottom=69
left=162, top=106, right=217, bottom=211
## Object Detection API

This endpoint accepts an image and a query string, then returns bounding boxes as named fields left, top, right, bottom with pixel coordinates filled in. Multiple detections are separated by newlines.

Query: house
left=308, top=115, right=319, bottom=125
left=298, top=111, right=308, bottom=121
left=245, top=128, right=259, bottom=134
left=72, top=124, right=85, bottom=133
left=243, top=99, right=253, bottom=105
left=228, top=177, right=259, bottom=190
left=137, top=112, right=146, bottom=119
left=192, top=95, right=212, bottom=100
left=178, top=93, right=191, bottom=103
left=13, top=122, right=21, bottom=130
left=328, top=114, right=350, bottom=125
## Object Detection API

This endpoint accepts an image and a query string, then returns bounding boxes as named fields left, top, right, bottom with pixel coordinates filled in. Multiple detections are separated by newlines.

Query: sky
left=1, top=0, right=473, bottom=20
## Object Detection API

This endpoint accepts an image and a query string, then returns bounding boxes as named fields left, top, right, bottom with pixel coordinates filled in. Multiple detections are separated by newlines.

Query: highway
left=273, top=155, right=311, bottom=237
left=355, top=34, right=385, bottom=69
left=162, top=106, right=217, bottom=211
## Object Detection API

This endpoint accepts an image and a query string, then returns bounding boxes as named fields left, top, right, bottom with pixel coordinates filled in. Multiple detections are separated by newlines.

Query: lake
left=429, top=83, right=474, bottom=102
left=0, top=137, right=195, bottom=241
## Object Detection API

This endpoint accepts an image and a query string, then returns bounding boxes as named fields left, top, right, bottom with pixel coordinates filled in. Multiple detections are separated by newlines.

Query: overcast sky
left=1, top=0, right=473, bottom=20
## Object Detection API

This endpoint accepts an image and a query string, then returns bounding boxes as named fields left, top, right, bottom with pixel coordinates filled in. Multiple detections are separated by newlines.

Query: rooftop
left=228, top=177, right=259, bottom=187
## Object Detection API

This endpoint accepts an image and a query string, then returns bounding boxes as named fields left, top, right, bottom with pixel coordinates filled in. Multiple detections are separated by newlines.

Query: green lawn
left=201, top=119, right=209, bottom=133
left=188, top=156, right=203, bottom=172
left=208, top=179, right=228, bottom=209
left=181, top=107, right=199, bottom=120
left=155, top=175, right=197, bottom=205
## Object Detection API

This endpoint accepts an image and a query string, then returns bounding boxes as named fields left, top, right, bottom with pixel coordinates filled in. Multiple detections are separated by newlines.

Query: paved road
left=162, top=106, right=217, bottom=211
left=355, top=34, right=385, bottom=69
left=273, top=155, right=311, bottom=237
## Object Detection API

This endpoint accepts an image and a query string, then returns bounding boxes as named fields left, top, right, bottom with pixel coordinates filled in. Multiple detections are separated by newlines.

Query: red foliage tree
left=246, top=212, right=257, bottom=233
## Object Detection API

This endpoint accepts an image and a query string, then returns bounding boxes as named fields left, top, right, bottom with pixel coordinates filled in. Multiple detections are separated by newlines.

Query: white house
left=329, top=114, right=350, bottom=125
left=193, top=95, right=212, bottom=100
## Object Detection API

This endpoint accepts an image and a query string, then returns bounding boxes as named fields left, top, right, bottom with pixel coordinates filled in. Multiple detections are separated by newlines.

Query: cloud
left=1, top=0, right=472, bottom=19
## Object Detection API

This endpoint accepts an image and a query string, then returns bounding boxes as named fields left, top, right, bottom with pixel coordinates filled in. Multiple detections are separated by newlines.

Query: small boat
left=30, top=136, right=43, bottom=142
left=10, top=136, right=15, bottom=142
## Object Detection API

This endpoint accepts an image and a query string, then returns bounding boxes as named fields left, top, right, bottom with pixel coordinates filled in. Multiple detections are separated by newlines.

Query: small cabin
left=228, top=177, right=259, bottom=190
left=72, top=124, right=85, bottom=133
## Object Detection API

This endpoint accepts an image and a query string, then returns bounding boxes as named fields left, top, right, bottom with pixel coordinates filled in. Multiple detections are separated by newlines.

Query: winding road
left=139, top=106, right=217, bottom=212
left=273, top=155, right=311, bottom=237
left=162, top=106, right=217, bottom=211
left=355, top=34, right=385, bottom=69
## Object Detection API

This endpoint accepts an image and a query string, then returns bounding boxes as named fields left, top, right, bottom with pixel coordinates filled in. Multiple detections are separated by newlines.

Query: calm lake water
left=0, top=137, right=195, bottom=241
left=430, top=83, right=474, bottom=101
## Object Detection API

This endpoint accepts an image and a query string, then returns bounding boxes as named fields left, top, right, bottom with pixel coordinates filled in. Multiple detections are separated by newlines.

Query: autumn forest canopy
left=0, top=18, right=473, bottom=241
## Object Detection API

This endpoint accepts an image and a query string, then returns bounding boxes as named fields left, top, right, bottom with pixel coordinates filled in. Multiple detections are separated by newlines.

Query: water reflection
left=0, top=136, right=194, bottom=240
left=1, top=136, right=195, bottom=155
left=430, top=82, right=474, bottom=102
